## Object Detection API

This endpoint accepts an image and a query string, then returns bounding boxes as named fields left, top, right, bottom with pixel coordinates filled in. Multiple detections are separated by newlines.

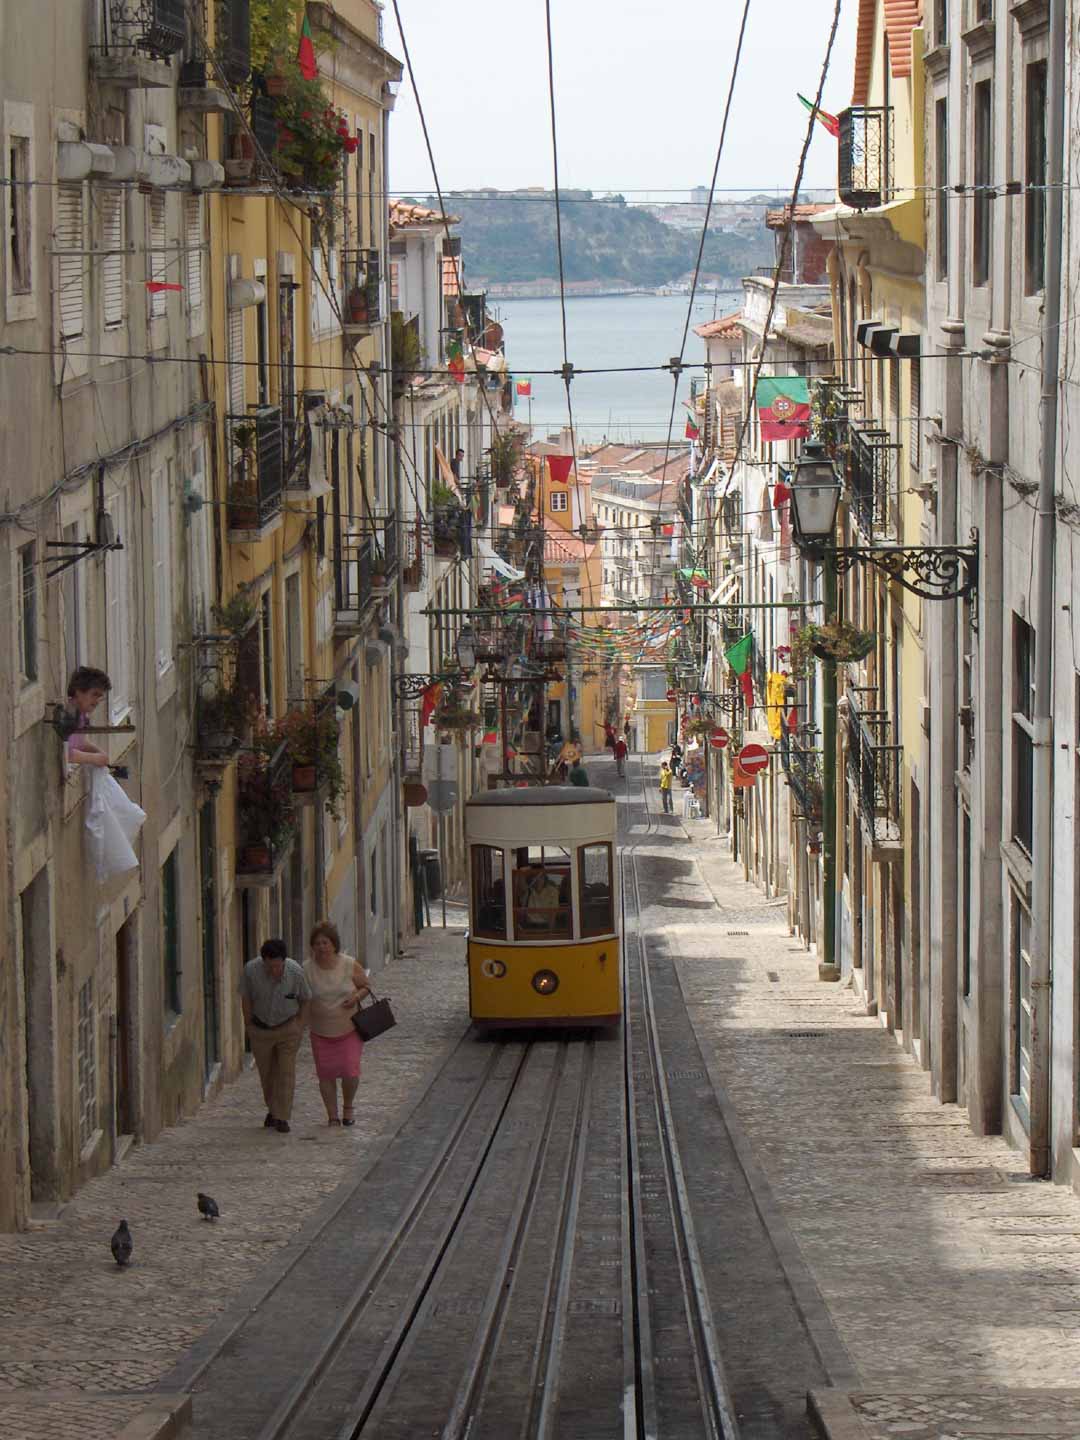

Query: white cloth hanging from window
left=86, top=769, right=146, bottom=884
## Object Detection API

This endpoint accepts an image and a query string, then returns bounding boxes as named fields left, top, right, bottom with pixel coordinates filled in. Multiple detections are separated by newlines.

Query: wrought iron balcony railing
left=343, top=249, right=382, bottom=328
left=334, top=512, right=398, bottom=627
left=846, top=687, right=902, bottom=845
left=780, top=726, right=823, bottom=821
left=846, top=422, right=900, bottom=543
left=220, top=0, right=251, bottom=83
left=103, top=0, right=185, bottom=57
left=236, top=739, right=294, bottom=880
left=838, top=106, right=894, bottom=211
left=227, top=406, right=284, bottom=536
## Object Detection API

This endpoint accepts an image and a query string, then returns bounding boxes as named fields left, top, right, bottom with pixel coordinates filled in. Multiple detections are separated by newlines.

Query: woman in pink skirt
left=304, top=922, right=370, bottom=1126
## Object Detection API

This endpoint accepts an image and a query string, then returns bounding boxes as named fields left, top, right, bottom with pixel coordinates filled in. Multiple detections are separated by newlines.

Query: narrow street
left=2, top=756, right=1080, bottom=1439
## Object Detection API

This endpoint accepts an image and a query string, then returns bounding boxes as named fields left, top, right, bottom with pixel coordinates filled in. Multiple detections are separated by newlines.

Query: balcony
left=432, top=502, right=470, bottom=560
left=220, top=0, right=251, bottom=84
left=846, top=423, right=900, bottom=543
left=91, top=0, right=184, bottom=86
left=838, top=106, right=893, bottom=211
left=343, top=249, right=382, bottom=335
left=334, top=513, right=398, bottom=634
left=227, top=406, right=284, bottom=542
left=780, top=726, right=823, bottom=822
left=402, top=515, right=424, bottom=591
left=283, top=394, right=331, bottom=499
left=846, top=688, right=902, bottom=852
left=235, top=741, right=295, bottom=887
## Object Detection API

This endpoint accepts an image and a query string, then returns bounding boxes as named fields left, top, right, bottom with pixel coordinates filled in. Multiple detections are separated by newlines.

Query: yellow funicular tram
left=466, top=786, right=621, bottom=1028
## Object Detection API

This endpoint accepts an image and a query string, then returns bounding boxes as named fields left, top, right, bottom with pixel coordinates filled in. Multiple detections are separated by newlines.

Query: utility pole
left=819, top=561, right=839, bottom=979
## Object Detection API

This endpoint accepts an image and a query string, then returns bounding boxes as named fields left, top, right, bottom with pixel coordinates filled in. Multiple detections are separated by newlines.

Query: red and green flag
left=798, top=93, right=839, bottom=139
left=446, top=333, right=465, bottom=383
left=515, top=377, right=532, bottom=397
left=298, top=14, right=318, bottom=80
left=685, top=416, right=700, bottom=441
left=725, top=631, right=755, bottom=710
left=755, top=376, right=811, bottom=442
left=420, top=682, right=443, bottom=728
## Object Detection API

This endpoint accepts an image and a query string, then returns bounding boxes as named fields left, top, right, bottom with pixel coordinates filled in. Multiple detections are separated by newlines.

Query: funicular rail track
left=179, top=759, right=738, bottom=1440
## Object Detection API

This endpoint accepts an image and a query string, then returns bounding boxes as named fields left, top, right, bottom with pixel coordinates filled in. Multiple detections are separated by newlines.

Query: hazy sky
left=386, top=0, right=857, bottom=199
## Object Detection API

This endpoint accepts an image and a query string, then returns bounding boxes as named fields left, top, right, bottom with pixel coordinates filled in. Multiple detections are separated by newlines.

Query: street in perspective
left=1, top=0, right=1079, bottom=1437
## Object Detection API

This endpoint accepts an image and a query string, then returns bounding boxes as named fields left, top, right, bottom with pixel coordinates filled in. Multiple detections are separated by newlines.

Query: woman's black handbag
left=351, top=990, right=397, bottom=1042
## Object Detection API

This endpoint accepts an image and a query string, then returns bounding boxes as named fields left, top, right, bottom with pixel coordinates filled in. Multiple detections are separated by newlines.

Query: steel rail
left=629, top=755, right=741, bottom=1440
left=251, top=1041, right=528, bottom=1440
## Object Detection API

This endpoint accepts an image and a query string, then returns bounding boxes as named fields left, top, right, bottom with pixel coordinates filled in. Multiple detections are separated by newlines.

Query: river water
left=495, top=291, right=742, bottom=445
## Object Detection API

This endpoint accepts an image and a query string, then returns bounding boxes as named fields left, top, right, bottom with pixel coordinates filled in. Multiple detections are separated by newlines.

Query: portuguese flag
left=447, top=333, right=465, bottom=383
left=685, top=416, right=700, bottom=441
left=420, top=682, right=443, bottom=727
left=725, top=631, right=755, bottom=710
left=798, top=93, right=839, bottom=139
left=755, top=376, right=811, bottom=442
left=298, top=15, right=318, bottom=80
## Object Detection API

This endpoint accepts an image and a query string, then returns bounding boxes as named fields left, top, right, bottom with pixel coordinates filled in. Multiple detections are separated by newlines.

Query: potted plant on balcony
left=211, top=588, right=258, bottom=639
left=271, top=75, right=357, bottom=197
left=279, top=705, right=346, bottom=819
left=197, top=682, right=250, bottom=754
left=431, top=480, right=464, bottom=557
left=433, top=699, right=482, bottom=740
left=227, top=423, right=259, bottom=529
left=236, top=748, right=295, bottom=872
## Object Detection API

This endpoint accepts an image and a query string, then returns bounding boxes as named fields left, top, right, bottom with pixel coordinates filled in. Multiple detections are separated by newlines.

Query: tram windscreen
left=512, top=846, right=572, bottom=939
left=579, top=843, right=614, bottom=936
left=471, top=846, right=507, bottom=939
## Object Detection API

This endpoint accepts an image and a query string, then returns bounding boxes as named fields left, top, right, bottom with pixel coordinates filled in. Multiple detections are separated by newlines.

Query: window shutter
left=184, top=196, right=203, bottom=310
left=101, top=188, right=125, bottom=329
left=106, top=490, right=131, bottom=721
left=148, top=192, right=167, bottom=316
left=909, top=359, right=921, bottom=469
left=228, top=307, right=245, bottom=415
left=56, top=183, right=85, bottom=340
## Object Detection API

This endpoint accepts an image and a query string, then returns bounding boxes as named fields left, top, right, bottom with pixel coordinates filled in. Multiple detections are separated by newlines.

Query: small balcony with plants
left=343, top=249, right=382, bottom=335
left=235, top=736, right=295, bottom=886
left=846, top=423, right=900, bottom=544
left=431, top=481, right=471, bottom=560
left=334, top=512, right=398, bottom=634
left=283, top=393, right=332, bottom=500
left=278, top=689, right=346, bottom=821
left=780, top=725, right=824, bottom=824
left=226, top=406, right=284, bottom=542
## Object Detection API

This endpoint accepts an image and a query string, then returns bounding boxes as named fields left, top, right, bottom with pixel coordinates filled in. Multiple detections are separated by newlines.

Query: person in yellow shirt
left=659, top=760, right=674, bottom=813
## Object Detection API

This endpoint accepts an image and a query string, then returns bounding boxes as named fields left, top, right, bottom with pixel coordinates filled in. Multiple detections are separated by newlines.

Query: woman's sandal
left=327, top=1117, right=341, bottom=1127
left=342, top=1108, right=355, bottom=1128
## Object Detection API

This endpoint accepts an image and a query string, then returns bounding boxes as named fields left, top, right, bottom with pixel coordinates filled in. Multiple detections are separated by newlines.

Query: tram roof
left=467, top=785, right=614, bottom=808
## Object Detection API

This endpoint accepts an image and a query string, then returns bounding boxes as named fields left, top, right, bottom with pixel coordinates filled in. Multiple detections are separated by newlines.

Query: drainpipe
left=820, top=558, right=839, bottom=977
left=1029, top=0, right=1066, bottom=1177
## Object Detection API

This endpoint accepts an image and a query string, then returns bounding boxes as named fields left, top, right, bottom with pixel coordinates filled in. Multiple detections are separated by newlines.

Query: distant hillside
left=426, top=190, right=774, bottom=289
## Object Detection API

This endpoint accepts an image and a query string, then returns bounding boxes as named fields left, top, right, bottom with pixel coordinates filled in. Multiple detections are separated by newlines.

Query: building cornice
left=309, top=2, right=403, bottom=107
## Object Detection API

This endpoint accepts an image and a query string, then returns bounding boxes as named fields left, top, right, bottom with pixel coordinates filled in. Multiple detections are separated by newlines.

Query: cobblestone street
left=0, top=915, right=471, bottom=1440
left=8, top=809, right=1080, bottom=1439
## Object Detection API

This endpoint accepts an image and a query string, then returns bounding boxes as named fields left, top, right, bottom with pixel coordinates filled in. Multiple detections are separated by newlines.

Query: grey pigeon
left=197, top=1192, right=220, bottom=1222
left=111, top=1219, right=133, bottom=1266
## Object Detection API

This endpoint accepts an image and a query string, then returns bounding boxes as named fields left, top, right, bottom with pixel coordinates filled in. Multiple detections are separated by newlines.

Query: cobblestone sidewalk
left=0, top=915, right=470, bottom=1440
left=677, top=815, right=1080, bottom=1439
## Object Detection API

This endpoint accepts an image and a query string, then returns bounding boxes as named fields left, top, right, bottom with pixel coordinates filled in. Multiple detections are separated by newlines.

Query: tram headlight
left=480, top=957, right=507, bottom=979
left=531, top=969, right=559, bottom=996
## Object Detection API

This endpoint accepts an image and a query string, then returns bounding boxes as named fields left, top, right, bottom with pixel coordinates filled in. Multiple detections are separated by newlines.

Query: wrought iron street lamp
left=455, top=624, right=478, bottom=672
left=789, top=440, right=978, bottom=602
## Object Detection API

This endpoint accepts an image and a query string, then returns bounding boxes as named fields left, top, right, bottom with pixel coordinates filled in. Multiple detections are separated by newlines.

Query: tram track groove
left=622, top=756, right=741, bottom=1440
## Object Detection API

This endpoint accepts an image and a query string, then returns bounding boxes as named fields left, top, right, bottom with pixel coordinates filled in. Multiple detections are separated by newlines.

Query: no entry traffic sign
left=665, top=688, right=677, bottom=702
left=736, top=742, right=770, bottom=774
left=708, top=726, right=729, bottom=749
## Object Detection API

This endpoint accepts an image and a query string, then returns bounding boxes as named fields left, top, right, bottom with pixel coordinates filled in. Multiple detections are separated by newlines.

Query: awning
left=434, top=443, right=460, bottom=497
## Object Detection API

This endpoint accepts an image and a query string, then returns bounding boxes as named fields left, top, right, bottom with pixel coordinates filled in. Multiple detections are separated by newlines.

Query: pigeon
left=197, top=1192, right=220, bottom=1222
left=111, top=1219, right=133, bottom=1266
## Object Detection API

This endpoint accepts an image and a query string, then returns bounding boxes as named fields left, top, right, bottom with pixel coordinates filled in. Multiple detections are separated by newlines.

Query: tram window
left=579, top=843, right=614, bottom=936
left=471, top=846, right=507, bottom=939
left=512, top=845, right=572, bottom=939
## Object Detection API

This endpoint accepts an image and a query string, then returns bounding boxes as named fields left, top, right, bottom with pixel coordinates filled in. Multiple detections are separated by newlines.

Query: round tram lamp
left=790, top=439, right=842, bottom=551
left=531, top=969, right=559, bottom=995
left=456, top=624, right=478, bottom=671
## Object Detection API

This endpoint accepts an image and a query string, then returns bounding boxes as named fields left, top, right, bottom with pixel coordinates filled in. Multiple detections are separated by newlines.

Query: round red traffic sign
left=709, top=726, right=729, bottom=749
left=737, top=742, right=770, bottom=773
left=665, top=688, right=677, bottom=702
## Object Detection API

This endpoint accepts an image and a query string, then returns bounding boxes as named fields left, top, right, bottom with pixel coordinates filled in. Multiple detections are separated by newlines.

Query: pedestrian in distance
left=239, top=938, right=311, bottom=1133
left=659, top=761, right=674, bottom=813
left=568, top=757, right=590, bottom=787
left=613, top=735, right=627, bottom=777
left=304, top=921, right=371, bottom=1127
left=65, top=666, right=113, bottom=770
